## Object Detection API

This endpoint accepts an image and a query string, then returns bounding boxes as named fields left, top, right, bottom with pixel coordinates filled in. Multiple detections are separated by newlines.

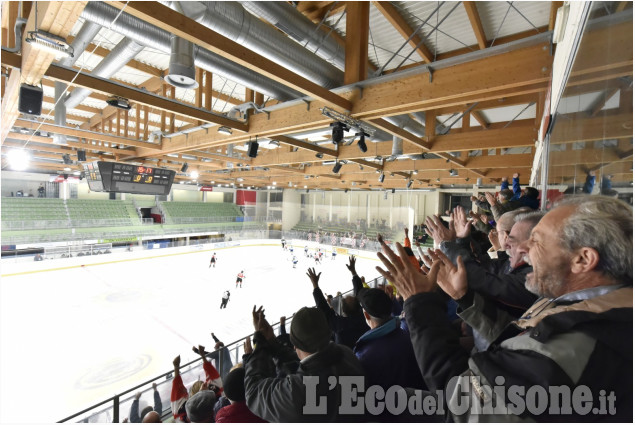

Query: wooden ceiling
left=1, top=1, right=632, bottom=191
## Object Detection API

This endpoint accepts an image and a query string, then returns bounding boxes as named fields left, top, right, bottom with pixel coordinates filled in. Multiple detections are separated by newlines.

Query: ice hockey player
left=304, top=245, right=309, bottom=257
left=292, top=255, right=298, bottom=269
left=331, top=247, right=337, bottom=261
left=236, top=271, right=245, bottom=288
left=209, top=253, right=217, bottom=268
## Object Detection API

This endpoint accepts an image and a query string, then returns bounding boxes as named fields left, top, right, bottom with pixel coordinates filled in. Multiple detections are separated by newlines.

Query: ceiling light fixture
left=7, top=149, right=30, bottom=171
left=106, top=96, right=131, bottom=110
left=332, top=161, right=343, bottom=174
left=25, top=29, right=73, bottom=58
left=218, top=126, right=233, bottom=135
left=330, top=121, right=348, bottom=144
left=449, top=169, right=458, bottom=177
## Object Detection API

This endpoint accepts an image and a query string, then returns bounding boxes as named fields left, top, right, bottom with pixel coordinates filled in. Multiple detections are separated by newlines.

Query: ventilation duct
left=178, top=1, right=343, bottom=89
left=391, top=135, right=403, bottom=157
left=54, top=21, right=103, bottom=145
left=240, top=1, right=345, bottom=71
left=384, top=115, right=426, bottom=137
left=165, top=35, right=198, bottom=89
left=65, top=38, right=144, bottom=109
left=81, top=2, right=301, bottom=101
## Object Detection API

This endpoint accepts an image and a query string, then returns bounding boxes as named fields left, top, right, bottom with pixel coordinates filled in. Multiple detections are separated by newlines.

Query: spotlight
left=106, top=96, right=131, bottom=110
left=62, top=154, right=72, bottom=164
left=379, top=173, right=385, bottom=183
left=332, top=161, right=343, bottom=174
left=315, top=152, right=324, bottom=159
left=330, top=122, right=348, bottom=144
left=356, top=132, right=368, bottom=153
left=181, top=163, right=189, bottom=173
left=449, top=169, right=458, bottom=177
left=407, top=180, right=413, bottom=189
left=218, top=126, right=233, bottom=135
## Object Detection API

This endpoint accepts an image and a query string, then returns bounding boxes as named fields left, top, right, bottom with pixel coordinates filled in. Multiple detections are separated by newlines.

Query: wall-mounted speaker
left=181, top=163, right=189, bottom=173
left=77, top=150, right=87, bottom=162
left=18, top=84, right=43, bottom=116
left=248, top=141, right=259, bottom=158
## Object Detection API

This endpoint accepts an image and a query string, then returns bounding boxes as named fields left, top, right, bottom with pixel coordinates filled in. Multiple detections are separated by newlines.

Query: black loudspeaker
left=181, top=163, right=189, bottom=173
left=248, top=141, right=259, bottom=158
left=62, top=154, right=72, bottom=164
left=18, top=84, right=43, bottom=115
left=63, top=174, right=69, bottom=180
left=77, top=150, right=87, bottom=162
left=391, top=188, right=395, bottom=194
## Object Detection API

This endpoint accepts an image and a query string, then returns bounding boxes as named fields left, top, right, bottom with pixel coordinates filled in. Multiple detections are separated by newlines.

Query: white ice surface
left=0, top=241, right=381, bottom=423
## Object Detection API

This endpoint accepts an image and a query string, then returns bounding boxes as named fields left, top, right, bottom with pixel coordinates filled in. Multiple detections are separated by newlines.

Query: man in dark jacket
left=244, top=305, right=366, bottom=422
left=307, top=265, right=369, bottom=349
left=353, top=286, right=426, bottom=392
left=376, top=195, right=633, bottom=422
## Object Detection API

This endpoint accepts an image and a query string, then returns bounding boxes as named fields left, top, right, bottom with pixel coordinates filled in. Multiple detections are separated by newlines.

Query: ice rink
left=0, top=240, right=381, bottom=423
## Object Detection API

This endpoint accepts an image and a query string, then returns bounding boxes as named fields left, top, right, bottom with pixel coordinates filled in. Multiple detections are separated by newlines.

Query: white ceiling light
left=190, top=171, right=199, bottom=179
left=7, top=150, right=30, bottom=171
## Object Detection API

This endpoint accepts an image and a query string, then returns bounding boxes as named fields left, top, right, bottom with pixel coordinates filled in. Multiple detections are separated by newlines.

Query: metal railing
left=58, top=274, right=384, bottom=423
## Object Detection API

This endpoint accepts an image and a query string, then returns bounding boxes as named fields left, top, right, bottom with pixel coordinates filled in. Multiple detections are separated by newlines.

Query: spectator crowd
left=124, top=180, right=632, bottom=423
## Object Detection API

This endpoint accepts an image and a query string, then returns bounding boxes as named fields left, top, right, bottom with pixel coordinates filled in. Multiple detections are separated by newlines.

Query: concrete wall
left=281, top=189, right=301, bottom=231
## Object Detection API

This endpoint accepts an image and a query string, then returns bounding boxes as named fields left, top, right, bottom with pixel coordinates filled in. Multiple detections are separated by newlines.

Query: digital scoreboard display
left=83, top=161, right=176, bottom=195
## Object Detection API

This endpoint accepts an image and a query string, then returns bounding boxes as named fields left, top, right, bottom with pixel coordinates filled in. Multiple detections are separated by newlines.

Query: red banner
left=236, top=190, right=256, bottom=205
left=199, top=186, right=214, bottom=191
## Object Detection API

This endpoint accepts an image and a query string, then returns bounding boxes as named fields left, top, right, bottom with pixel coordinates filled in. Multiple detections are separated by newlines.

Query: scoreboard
left=83, top=161, right=176, bottom=195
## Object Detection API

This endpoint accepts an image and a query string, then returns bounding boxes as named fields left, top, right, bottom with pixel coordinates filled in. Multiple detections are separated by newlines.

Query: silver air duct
left=240, top=1, right=345, bottom=71
left=165, top=35, right=198, bottom=89
left=81, top=2, right=302, bottom=101
left=179, top=1, right=342, bottom=89
left=54, top=21, right=102, bottom=144
left=391, top=135, right=403, bottom=157
left=65, top=38, right=144, bottom=109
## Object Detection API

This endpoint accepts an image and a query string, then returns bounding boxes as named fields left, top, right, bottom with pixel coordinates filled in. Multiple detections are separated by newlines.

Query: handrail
left=58, top=274, right=383, bottom=423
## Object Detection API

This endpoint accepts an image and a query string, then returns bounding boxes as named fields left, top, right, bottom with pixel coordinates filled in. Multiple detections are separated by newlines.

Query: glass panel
left=547, top=7, right=633, bottom=206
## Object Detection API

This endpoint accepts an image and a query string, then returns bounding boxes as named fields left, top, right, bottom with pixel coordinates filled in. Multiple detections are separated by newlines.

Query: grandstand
left=1, top=198, right=264, bottom=246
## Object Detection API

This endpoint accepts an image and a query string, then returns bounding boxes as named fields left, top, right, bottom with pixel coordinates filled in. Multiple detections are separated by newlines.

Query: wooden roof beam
left=108, top=1, right=352, bottom=112
left=373, top=1, right=434, bottom=63
left=463, top=2, right=488, bottom=49
left=5, top=131, right=137, bottom=155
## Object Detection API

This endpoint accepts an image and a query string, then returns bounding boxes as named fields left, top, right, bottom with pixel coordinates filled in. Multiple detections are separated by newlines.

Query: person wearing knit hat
left=352, top=283, right=427, bottom=401
left=185, top=390, right=216, bottom=423
left=215, top=367, right=266, bottom=423
left=289, top=307, right=332, bottom=354
left=242, top=304, right=365, bottom=422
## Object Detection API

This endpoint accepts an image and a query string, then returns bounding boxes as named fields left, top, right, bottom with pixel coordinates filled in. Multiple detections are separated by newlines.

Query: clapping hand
left=433, top=250, right=468, bottom=300
left=425, top=215, right=456, bottom=244
left=451, top=206, right=471, bottom=238
left=376, top=237, right=439, bottom=300
left=346, top=255, right=357, bottom=276
left=306, top=268, right=321, bottom=289
left=252, top=305, right=275, bottom=341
